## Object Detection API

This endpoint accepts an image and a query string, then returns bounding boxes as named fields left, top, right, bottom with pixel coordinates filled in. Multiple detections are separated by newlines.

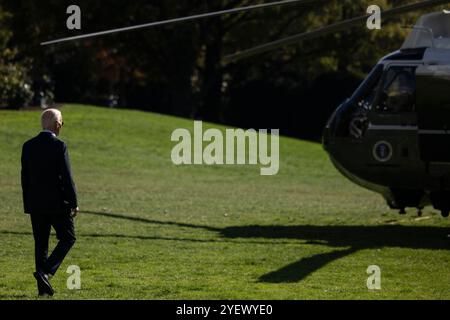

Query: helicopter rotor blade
left=41, top=0, right=317, bottom=46
left=224, top=0, right=450, bottom=63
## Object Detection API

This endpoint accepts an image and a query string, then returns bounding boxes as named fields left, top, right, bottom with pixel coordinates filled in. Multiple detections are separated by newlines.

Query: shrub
left=0, top=49, right=33, bottom=108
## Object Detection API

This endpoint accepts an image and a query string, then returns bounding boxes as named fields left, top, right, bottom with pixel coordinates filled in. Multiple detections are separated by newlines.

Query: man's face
left=55, top=117, right=63, bottom=136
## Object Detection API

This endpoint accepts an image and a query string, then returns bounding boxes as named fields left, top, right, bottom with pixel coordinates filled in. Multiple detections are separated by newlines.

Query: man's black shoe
left=33, top=271, right=54, bottom=296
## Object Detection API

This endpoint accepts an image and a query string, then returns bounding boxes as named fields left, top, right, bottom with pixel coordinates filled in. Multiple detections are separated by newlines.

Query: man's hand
left=71, top=207, right=80, bottom=218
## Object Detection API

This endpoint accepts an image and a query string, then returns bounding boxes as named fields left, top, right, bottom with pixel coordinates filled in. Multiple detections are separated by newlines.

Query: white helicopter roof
left=402, top=11, right=450, bottom=50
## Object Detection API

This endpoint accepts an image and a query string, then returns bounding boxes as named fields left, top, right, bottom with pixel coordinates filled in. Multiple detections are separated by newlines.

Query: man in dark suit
left=21, top=108, right=79, bottom=297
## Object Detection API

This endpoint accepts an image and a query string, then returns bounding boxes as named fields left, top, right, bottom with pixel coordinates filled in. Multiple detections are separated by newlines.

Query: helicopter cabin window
left=375, top=66, right=416, bottom=113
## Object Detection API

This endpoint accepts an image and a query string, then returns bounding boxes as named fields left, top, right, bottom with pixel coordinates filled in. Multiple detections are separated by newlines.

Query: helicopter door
left=366, top=65, right=418, bottom=165
left=416, top=65, right=450, bottom=162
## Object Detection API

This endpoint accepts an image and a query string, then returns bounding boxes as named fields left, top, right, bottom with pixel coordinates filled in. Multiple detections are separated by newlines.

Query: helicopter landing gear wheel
left=430, top=191, right=450, bottom=218
left=417, top=208, right=423, bottom=217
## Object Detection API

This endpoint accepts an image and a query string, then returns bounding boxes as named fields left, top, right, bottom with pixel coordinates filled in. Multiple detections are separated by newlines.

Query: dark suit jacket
left=21, top=131, right=78, bottom=215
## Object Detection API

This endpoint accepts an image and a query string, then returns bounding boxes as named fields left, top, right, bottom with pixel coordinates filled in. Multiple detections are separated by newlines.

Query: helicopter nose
left=322, top=108, right=339, bottom=151
left=322, top=125, right=332, bottom=150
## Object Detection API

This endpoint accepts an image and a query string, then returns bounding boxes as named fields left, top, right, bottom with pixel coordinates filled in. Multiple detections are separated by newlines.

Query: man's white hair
left=41, top=108, right=62, bottom=130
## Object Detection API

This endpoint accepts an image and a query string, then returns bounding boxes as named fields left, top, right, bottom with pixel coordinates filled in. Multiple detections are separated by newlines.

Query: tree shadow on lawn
left=82, top=211, right=450, bottom=283
left=5, top=210, right=449, bottom=283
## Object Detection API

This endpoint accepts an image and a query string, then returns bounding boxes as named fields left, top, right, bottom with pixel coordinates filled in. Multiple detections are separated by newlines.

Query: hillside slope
left=0, top=105, right=448, bottom=299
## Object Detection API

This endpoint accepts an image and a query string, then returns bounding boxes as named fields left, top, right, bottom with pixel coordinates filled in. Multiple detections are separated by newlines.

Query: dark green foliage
left=0, top=58, right=33, bottom=108
left=0, top=8, right=33, bottom=108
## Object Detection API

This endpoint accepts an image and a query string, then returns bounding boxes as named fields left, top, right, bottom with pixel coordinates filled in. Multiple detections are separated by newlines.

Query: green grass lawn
left=0, top=104, right=449, bottom=300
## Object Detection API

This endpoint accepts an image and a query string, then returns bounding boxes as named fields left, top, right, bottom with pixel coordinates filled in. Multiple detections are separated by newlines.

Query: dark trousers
left=30, top=213, right=76, bottom=276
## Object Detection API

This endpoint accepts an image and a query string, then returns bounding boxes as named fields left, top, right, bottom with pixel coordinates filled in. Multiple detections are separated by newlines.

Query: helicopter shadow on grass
left=220, top=224, right=450, bottom=283
left=5, top=211, right=448, bottom=284
left=81, top=211, right=450, bottom=283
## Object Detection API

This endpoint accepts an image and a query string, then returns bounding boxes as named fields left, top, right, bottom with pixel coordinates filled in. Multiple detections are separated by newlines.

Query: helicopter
left=41, top=0, right=450, bottom=217
left=323, top=11, right=450, bottom=218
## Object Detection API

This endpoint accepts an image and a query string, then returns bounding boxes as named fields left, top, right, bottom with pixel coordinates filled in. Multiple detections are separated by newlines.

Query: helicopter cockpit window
left=351, top=64, right=384, bottom=110
left=375, top=66, right=416, bottom=113
left=332, top=64, right=383, bottom=138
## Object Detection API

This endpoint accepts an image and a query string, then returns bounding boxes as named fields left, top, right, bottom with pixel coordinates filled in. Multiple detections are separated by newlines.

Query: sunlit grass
left=0, top=104, right=448, bottom=299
